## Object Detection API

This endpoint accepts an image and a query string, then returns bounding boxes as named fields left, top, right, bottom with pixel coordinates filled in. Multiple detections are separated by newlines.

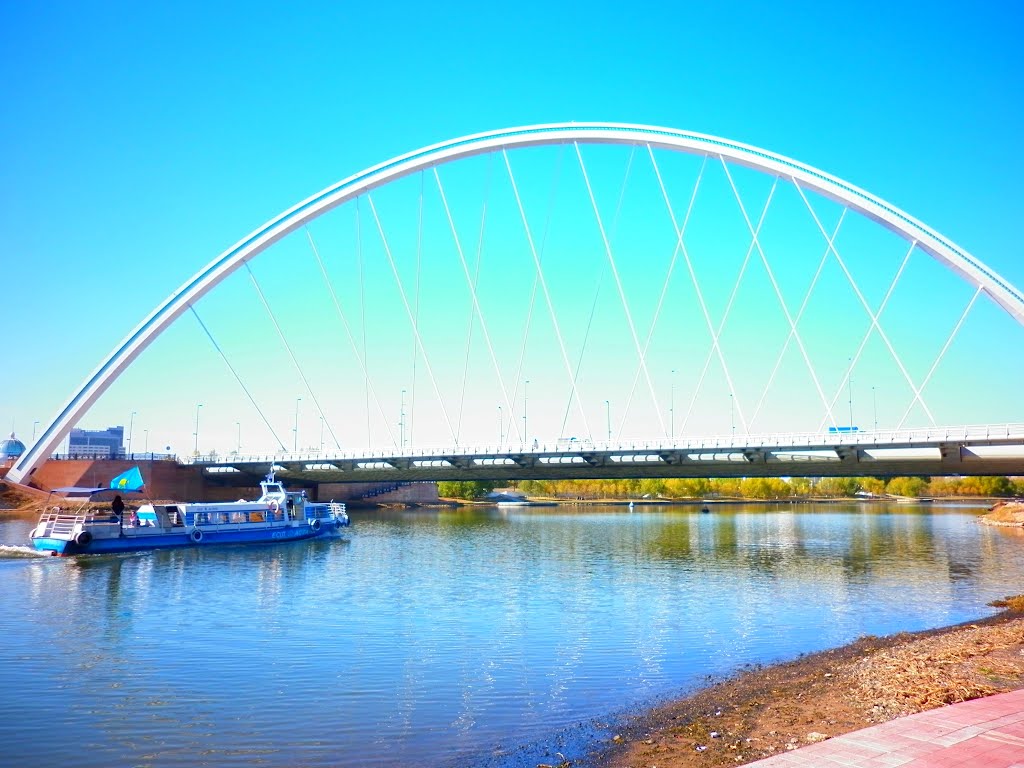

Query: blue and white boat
left=30, top=476, right=349, bottom=556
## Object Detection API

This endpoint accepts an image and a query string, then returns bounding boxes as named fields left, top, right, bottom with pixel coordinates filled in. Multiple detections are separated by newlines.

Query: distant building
left=1, top=433, right=26, bottom=463
left=69, top=426, right=124, bottom=459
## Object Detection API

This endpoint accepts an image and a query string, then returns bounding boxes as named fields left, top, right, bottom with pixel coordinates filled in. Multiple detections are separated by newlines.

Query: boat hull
left=30, top=479, right=349, bottom=556
left=31, top=520, right=347, bottom=556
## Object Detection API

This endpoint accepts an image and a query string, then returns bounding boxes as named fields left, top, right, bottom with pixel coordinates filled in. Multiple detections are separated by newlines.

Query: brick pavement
left=745, top=689, right=1024, bottom=767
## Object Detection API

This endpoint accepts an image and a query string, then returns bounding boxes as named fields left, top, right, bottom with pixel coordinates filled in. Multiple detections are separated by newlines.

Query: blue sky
left=2, top=1, right=1023, bottom=455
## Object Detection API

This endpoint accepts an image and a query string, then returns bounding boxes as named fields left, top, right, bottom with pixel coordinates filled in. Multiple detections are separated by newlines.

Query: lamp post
left=670, top=369, right=676, bottom=439
left=319, top=416, right=325, bottom=453
left=605, top=400, right=611, bottom=443
left=523, top=379, right=530, bottom=444
left=400, top=389, right=406, bottom=450
left=730, top=394, right=735, bottom=438
left=193, top=404, right=202, bottom=455
left=872, top=386, right=878, bottom=431
left=144, top=429, right=149, bottom=454
left=235, top=421, right=241, bottom=454
left=31, top=420, right=39, bottom=442
left=847, top=357, right=854, bottom=428
left=127, top=411, right=136, bottom=456
left=293, top=397, right=302, bottom=452
left=498, top=405, right=503, bottom=444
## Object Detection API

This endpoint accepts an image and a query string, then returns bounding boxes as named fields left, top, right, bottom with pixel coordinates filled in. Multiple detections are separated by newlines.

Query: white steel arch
left=10, top=122, right=1024, bottom=484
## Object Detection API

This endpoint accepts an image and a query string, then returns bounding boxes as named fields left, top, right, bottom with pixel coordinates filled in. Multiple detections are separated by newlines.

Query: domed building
left=1, top=433, right=26, bottom=462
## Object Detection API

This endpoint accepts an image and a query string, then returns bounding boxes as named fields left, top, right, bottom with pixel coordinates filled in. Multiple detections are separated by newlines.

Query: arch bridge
left=8, top=123, right=1024, bottom=486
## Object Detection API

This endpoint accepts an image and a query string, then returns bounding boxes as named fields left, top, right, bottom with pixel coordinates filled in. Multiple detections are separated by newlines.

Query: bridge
left=189, top=424, right=1024, bottom=483
left=8, top=123, right=1024, bottom=488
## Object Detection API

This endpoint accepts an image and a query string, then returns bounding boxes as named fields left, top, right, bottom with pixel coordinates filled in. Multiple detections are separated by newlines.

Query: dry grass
left=989, top=595, right=1024, bottom=612
left=982, top=502, right=1024, bottom=526
left=848, top=620, right=1024, bottom=717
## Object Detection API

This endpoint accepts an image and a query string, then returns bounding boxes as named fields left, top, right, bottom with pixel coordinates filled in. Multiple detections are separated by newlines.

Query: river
left=1, top=502, right=1021, bottom=766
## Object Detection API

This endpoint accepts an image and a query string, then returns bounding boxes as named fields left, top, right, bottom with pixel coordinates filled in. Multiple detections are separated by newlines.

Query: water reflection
left=0, top=504, right=1020, bottom=768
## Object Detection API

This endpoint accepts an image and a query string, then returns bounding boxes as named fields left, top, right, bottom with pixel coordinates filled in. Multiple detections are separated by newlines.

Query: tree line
left=439, top=476, right=1021, bottom=500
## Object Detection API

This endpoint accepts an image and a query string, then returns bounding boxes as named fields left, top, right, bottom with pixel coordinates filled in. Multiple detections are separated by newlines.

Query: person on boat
left=128, top=509, right=139, bottom=527
left=111, top=494, right=125, bottom=521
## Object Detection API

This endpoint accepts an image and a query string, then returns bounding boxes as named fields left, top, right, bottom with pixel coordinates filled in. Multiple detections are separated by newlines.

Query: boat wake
left=0, top=544, right=50, bottom=559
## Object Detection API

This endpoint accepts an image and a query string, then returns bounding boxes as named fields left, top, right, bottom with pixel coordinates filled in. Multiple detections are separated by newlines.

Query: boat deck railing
left=35, top=509, right=120, bottom=538
left=307, top=502, right=346, bottom=521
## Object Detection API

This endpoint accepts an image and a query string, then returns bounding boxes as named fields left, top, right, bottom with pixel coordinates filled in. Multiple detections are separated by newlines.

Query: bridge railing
left=183, top=423, right=1024, bottom=466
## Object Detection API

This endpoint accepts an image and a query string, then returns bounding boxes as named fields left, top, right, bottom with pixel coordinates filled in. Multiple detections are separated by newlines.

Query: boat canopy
left=50, top=487, right=142, bottom=498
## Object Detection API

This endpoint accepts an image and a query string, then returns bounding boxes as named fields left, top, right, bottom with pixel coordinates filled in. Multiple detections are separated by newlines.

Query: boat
left=30, top=476, right=349, bottom=556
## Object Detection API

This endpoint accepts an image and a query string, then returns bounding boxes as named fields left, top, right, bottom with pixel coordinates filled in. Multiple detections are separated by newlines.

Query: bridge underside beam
left=204, top=456, right=1024, bottom=484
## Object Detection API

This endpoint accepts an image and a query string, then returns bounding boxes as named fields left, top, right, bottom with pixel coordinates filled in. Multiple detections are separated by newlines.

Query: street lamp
left=127, top=411, right=136, bottom=456
left=293, top=397, right=302, bottom=452
left=872, top=386, right=878, bottom=431
left=847, top=357, right=854, bottom=428
left=523, top=379, right=530, bottom=443
left=498, top=405, right=503, bottom=444
left=193, top=404, right=202, bottom=455
left=144, top=429, right=149, bottom=454
left=319, top=416, right=325, bottom=453
left=730, top=394, right=735, bottom=437
left=670, top=369, right=676, bottom=439
left=605, top=400, right=611, bottom=443
left=235, top=421, right=241, bottom=454
left=400, top=389, right=406, bottom=449
left=31, top=420, right=39, bottom=442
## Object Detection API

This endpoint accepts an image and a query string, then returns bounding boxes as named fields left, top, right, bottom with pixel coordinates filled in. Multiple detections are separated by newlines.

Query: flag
left=110, top=466, right=145, bottom=492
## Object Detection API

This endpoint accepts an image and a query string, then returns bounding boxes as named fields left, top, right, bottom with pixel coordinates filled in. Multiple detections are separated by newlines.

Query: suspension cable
left=559, top=145, right=635, bottom=440
left=679, top=163, right=773, bottom=435
left=504, top=147, right=593, bottom=441
left=356, top=197, right=371, bottom=446
left=794, top=180, right=936, bottom=425
left=575, top=141, right=664, bottom=436
left=505, top=145, right=564, bottom=444
left=244, top=262, right=342, bottom=449
left=816, top=237, right=916, bottom=432
left=434, top=160, right=518, bottom=445
left=751, top=208, right=847, bottom=428
left=616, top=145, right=702, bottom=440
left=409, top=171, right=425, bottom=448
left=367, top=193, right=459, bottom=444
left=723, top=161, right=836, bottom=431
left=305, top=226, right=398, bottom=447
left=189, top=305, right=287, bottom=452
left=898, top=285, right=982, bottom=428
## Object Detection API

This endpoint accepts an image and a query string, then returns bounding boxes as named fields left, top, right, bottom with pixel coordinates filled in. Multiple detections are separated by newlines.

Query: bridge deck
left=189, top=425, right=1024, bottom=483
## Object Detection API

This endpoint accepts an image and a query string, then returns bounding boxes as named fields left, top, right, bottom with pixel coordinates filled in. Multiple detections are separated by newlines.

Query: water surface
left=1, top=503, right=1021, bottom=766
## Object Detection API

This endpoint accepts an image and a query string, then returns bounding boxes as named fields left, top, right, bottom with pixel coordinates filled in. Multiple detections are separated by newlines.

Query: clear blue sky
left=3, top=1, right=1023, bottom=454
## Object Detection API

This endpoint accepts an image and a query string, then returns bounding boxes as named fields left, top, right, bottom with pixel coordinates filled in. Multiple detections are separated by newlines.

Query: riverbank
left=982, top=501, right=1024, bottom=527
left=593, top=604, right=1024, bottom=768
left=439, top=494, right=1003, bottom=508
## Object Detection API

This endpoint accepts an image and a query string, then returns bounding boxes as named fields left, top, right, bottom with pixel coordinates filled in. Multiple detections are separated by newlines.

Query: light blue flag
left=109, top=466, right=145, bottom=492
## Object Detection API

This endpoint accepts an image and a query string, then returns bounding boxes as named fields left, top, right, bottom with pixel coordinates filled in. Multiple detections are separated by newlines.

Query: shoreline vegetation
left=439, top=475, right=1024, bottom=502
